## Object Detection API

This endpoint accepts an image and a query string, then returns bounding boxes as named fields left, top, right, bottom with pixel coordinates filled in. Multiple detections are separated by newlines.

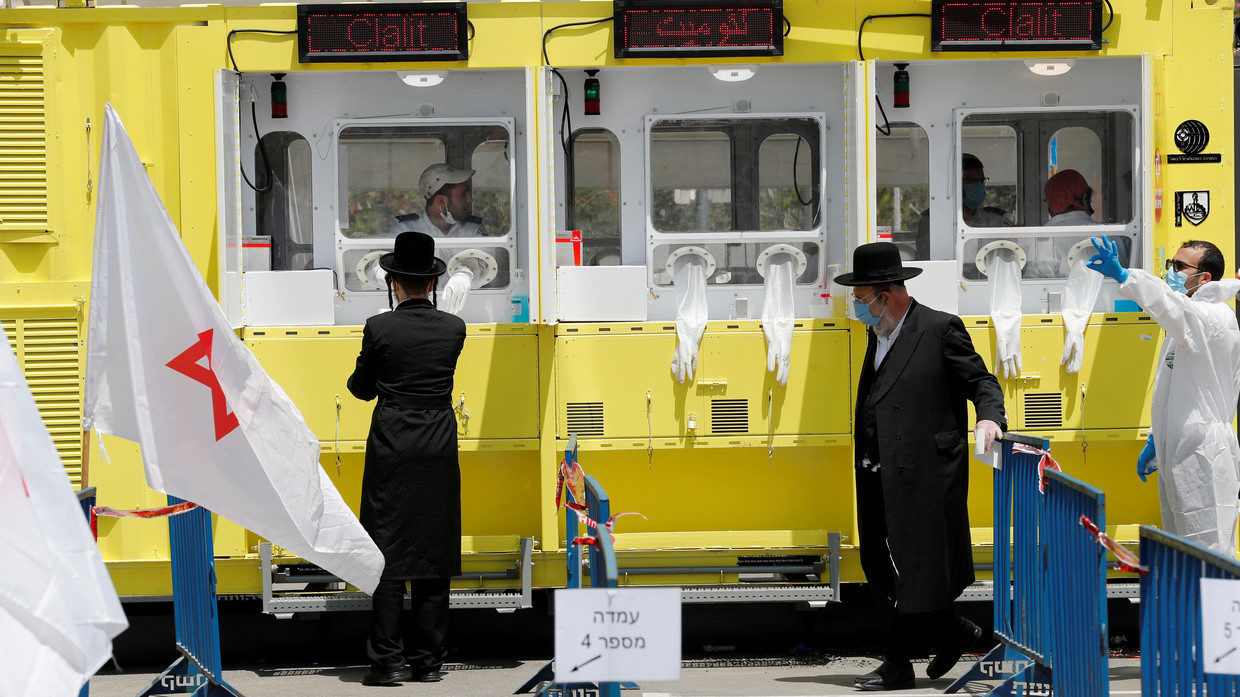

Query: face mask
left=854, top=293, right=886, bottom=327
left=962, top=182, right=987, bottom=210
left=1166, top=269, right=1204, bottom=295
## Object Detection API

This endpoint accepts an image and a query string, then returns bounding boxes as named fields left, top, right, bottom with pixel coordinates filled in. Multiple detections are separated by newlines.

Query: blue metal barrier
left=137, top=497, right=242, bottom=697
left=77, top=487, right=98, bottom=697
left=1140, top=525, right=1240, bottom=696
left=1043, top=469, right=1109, bottom=696
left=949, top=434, right=1109, bottom=696
left=518, top=435, right=623, bottom=697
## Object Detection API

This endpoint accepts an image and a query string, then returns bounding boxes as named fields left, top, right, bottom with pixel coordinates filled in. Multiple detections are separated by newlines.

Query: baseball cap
left=419, top=163, right=475, bottom=200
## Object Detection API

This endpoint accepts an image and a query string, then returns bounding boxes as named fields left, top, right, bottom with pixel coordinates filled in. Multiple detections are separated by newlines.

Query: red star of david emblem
left=166, top=329, right=239, bottom=441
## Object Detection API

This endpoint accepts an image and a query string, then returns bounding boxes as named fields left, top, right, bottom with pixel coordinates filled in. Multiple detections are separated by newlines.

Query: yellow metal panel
left=246, top=327, right=539, bottom=442
left=1, top=309, right=83, bottom=486
left=0, top=46, right=48, bottom=234
left=557, top=324, right=850, bottom=440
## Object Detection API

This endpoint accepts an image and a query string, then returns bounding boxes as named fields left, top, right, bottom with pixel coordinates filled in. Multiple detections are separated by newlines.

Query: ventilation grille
left=565, top=401, right=604, bottom=437
left=1023, top=392, right=1064, bottom=430
left=711, top=398, right=749, bottom=434
left=0, top=52, right=48, bottom=233
left=3, top=316, right=83, bottom=485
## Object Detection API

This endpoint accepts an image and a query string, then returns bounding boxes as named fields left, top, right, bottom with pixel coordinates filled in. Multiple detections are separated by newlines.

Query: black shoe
left=410, top=669, right=446, bottom=682
left=361, top=666, right=405, bottom=686
left=854, top=659, right=915, bottom=691
left=926, top=619, right=985, bottom=680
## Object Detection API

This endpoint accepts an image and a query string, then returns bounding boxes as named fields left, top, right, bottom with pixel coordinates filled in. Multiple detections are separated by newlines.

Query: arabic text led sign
left=614, top=0, right=783, bottom=59
left=298, top=2, right=468, bottom=63
left=932, top=0, right=1103, bottom=51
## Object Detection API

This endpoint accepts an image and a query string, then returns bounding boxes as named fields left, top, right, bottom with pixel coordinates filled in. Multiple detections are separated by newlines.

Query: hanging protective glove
left=987, top=253, right=1024, bottom=380
left=762, top=256, right=795, bottom=386
left=439, top=267, right=475, bottom=316
left=670, top=256, right=708, bottom=383
left=1137, top=434, right=1158, bottom=482
left=1060, top=259, right=1102, bottom=374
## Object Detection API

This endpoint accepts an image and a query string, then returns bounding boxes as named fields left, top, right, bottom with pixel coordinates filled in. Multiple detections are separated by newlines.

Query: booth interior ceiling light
left=397, top=70, right=447, bottom=87
left=1024, top=59, right=1075, bottom=76
left=709, top=65, right=758, bottom=82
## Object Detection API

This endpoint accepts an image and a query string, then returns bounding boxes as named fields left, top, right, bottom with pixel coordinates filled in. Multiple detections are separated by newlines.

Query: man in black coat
left=347, top=231, right=467, bottom=686
left=834, top=243, right=1007, bottom=691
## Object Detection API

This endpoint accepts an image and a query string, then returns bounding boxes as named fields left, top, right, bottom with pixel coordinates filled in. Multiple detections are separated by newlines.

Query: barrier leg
left=136, top=497, right=244, bottom=697
left=945, top=643, right=1036, bottom=694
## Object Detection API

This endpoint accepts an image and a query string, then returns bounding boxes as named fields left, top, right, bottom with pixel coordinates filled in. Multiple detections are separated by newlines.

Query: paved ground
left=87, top=654, right=1143, bottom=696
left=84, top=598, right=1144, bottom=696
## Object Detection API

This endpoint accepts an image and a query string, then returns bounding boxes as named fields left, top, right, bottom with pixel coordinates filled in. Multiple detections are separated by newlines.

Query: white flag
left=0, top=327, right=127, bottom=697
left=83, top=104, right=383, bottom=593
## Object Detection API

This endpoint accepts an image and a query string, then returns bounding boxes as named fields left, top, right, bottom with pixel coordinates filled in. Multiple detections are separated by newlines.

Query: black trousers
left=367, top=577, right=450, bottom=672
left=887, top=609, right=962, bottom=661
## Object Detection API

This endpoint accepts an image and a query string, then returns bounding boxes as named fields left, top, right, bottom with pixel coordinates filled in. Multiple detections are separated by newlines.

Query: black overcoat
left=347, top=298, right=467, bottom=580
left=854, top=300, right=1006, bottom=613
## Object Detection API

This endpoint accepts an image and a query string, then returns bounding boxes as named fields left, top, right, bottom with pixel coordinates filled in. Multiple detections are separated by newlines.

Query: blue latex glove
left=1086, top=236, right=1130, bottom=283
left=1137, top=435, right=1157, bottom=482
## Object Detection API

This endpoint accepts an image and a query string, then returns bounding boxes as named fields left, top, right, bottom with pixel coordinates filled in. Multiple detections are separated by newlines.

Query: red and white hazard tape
left=554, top=456, right=645, bottom=547
left=1079, top=515, right=1148, bottom=575
left=1012, top=442, right=1062, bottom=494
left=90, top=501, right=198, bottom=538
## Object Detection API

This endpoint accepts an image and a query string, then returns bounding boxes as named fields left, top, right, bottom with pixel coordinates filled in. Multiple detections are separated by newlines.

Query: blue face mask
left=1165, top=269, right=1187, bottom=294
left=1166, top=269, right=1204, bottom=295
left=962, top=182, right=987, bottom=210
left=853, top=293, right=885, bottom=327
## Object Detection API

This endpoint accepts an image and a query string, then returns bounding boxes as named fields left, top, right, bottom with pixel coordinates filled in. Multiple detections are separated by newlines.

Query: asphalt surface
left=85, top=597, right=1145, bottom=696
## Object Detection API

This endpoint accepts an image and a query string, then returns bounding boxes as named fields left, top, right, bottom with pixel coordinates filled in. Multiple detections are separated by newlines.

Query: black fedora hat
left=833, top=242, right=922, bottom=286
left=379, top=231, right=447, bottom=277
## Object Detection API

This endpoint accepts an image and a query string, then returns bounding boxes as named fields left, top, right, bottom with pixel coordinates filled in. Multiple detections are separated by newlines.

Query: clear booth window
left=875, top=123, right=930, bottom=260
left=959, top=111, right=1136, bottom=280
left=568, top=129, right=622, bottom=266
left=256, top=132, right=314, bottom=271
left=960, top=124, right=1020, bottom=226
left=649, top=117, right=820, bottom=234
left=336, top=124, right=512, bottom=239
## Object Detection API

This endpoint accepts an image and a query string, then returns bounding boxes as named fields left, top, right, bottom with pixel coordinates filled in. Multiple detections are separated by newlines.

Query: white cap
left=419, top=163, right=475, bottom=200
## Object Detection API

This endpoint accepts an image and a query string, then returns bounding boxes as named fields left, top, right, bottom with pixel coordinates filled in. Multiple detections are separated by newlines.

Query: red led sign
left=931, top=0, right=1103, bottom=51
left=614, top=0, right=783, bottom=59
left=297, top=3, right=468, bottom=63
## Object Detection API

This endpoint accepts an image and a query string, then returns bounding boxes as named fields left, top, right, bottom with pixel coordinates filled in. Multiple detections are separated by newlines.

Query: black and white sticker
left=1174, top=190, right=1210, bottom=226
left=1167, top=120, right=1222, bottom=164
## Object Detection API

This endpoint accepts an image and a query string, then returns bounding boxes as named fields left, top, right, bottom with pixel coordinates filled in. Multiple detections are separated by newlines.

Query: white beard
left=874, top=309, right=898, bottom=337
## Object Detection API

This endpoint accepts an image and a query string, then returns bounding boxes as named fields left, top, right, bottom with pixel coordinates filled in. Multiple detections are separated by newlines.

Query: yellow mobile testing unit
left=0, top=0, right=1231, bottom=611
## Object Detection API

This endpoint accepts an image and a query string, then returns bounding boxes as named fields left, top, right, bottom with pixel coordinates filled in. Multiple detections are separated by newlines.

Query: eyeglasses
left=1165, top=259, right=1200, bottom=273
left=962, top=176, right=989, bottom=185
left=853, top=291, right=880, bottom=304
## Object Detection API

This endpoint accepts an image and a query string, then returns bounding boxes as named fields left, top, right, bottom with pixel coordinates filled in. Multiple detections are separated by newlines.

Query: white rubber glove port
left=1060, top=259, right=1102, bottom=374
left=762, top=255, right=795, bottom=386
left=670, top=256, right=709, bottom=384
left=987, top=253, right=1024, bottom=380
left=440, top=268, right=475, bottom=316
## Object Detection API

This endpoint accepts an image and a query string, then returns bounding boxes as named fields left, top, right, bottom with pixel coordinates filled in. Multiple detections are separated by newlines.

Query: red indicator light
left=271, top=73, right=288, bottom=119
left=584, top=70, right=600, bottom=116
left=297, top=3, right=469, bottom=63
left=931, top=0, right=1102, bottom=51
left=614, top=1, right=783, bottom=59
left=892, top=63, right=909, bottom=109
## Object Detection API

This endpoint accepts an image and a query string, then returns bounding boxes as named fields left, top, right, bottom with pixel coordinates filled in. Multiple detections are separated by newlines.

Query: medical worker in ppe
left=1087, top=236, right=1240, bottom=556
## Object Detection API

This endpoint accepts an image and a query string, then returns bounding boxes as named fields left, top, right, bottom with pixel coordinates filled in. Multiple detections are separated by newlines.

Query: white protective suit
left=1122, top=269, right=1240, bottom=555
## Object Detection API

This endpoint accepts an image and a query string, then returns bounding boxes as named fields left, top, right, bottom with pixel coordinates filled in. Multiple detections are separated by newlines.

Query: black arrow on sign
left=572, top=654, right=602, bottom=672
